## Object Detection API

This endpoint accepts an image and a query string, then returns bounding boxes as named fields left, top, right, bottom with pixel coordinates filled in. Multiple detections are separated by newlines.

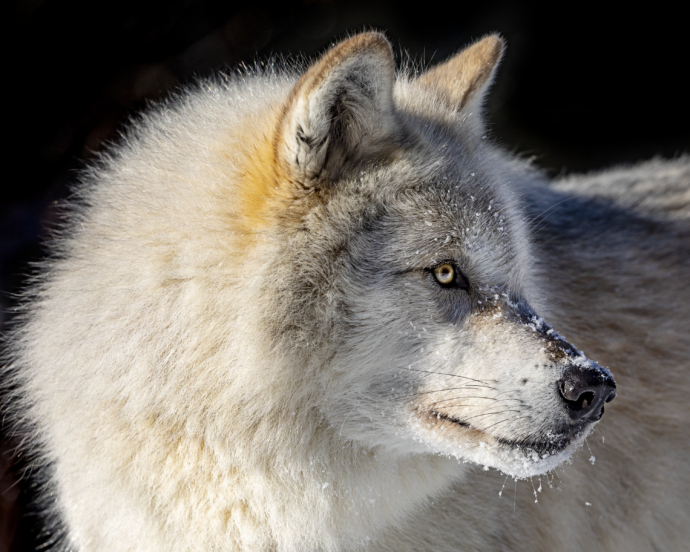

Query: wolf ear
left=275, top=32, right=398, bottom=187
left=416, top=35, right=504, bottom=113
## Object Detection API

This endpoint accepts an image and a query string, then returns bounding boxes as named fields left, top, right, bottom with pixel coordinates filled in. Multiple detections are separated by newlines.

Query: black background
left=1, top=1, right=688, bottom=549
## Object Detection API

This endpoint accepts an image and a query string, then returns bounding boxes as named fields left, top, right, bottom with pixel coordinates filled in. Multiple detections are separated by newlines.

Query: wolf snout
left=558, top=363, right=616, bottom=423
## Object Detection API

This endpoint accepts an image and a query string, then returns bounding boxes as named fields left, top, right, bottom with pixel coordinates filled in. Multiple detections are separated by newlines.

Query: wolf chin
left=4, top=32, right=689, bottom=551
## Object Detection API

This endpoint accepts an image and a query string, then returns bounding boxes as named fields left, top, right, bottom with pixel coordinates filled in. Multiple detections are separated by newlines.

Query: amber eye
left=433, top=263, right=455, bottom=286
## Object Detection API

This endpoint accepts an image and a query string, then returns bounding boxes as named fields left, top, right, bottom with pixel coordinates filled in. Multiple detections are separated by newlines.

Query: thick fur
left=4, top=33, right=689, bottom=551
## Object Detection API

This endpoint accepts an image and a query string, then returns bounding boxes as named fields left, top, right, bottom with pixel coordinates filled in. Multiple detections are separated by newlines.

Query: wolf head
left=230, top=32, right=616, bottom=479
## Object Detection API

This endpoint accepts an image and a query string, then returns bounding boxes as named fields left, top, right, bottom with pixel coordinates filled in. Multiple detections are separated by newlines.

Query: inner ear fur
left=416, top=35, right=504, bottom=113
left=275, top=32, right=398, bottom=188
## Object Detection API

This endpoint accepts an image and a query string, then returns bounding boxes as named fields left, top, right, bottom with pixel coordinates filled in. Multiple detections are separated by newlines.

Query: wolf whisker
left=406, top=368, right=497, bottom=386
left=482, top=415, right=530, bottom=431
left=428, top=395, right=499, bottom=407
left=462, top=410, right=522, bottom=422
left=391, top=386, right=495, bottom=401
left=431, top=396, right=523, bottom=409
left=526, top=197, right=575, bottom=228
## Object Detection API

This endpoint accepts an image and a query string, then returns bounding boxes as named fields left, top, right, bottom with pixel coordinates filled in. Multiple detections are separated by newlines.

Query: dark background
left=1, top=1, right=688, bottom=549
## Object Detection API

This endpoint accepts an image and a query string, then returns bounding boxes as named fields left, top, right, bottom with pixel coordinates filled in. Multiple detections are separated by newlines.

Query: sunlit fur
left=4, top=32, right=689, bottom=551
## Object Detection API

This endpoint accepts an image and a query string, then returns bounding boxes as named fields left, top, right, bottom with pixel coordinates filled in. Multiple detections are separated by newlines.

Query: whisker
left=404, top=364, right=494, bottom=384
left=527, top=200, right=578, bottom=239
left=428, top=395, right=499, bottom=407
left=526, top=197, right=575, bottom=228
left=391, top=386, right=495, bottom=401
left=462, top=409, right=522, bottom=422
left=480, top=417, right=512, bottom=431
left=406, top=368, right=497, bottom=386
left=482, top=415, right=530, bottom=431
left=431, top=396, right=523, bottom=409
left=428, top=404, right=475, bottom=411
left=418, top=386, right=489, bottom=394
left=474, top=398, right=526, bottom=413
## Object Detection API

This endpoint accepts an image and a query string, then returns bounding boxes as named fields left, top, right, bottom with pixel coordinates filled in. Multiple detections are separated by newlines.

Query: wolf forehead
left=272, top=89, right=522, bottom=260
left=299, top=167, right=523, bottom=272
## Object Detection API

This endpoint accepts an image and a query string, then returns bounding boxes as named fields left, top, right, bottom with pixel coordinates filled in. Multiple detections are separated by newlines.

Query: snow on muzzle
left=506, top=300, right=617, bottom=426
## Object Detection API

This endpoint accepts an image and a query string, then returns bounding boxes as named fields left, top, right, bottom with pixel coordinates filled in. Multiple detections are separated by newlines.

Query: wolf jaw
left=412, top=413, right=594, bottom=478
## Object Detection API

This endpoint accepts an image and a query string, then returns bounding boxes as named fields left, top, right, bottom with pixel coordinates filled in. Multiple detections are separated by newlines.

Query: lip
left=496, top=435, right=575, bottom=456
left=431, top=410, right=471, bottom=428
left=430, top=410, right=580, bottom=456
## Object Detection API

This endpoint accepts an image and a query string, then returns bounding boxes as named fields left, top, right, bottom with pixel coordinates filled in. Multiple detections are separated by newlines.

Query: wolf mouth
left=432, top=411, right=579, bottom=456
left=495, top=435, right=576, bottom=457
left=432, top=411, right=471, bottom=429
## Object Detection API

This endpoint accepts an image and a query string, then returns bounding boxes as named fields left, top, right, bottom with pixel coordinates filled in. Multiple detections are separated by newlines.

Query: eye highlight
left=430, top=262, right=470, bottom=291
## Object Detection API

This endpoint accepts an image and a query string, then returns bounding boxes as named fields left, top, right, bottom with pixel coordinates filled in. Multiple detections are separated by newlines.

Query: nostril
left=578, top=391, right=595, bottom=410
left=558, top=386, right=595, bottom=411
left=558, top=363, right=617, bottom=422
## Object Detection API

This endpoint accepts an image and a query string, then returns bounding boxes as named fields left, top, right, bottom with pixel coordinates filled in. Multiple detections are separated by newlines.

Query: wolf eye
left=431, top=262, right=470, bottom=290
left=433, top=263, right=455, bottom=285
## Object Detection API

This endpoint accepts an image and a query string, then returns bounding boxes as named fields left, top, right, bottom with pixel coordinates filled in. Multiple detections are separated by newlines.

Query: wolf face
left=247, top=33, right=616, bottom=478
left=321, top=194, right=617, bottom=477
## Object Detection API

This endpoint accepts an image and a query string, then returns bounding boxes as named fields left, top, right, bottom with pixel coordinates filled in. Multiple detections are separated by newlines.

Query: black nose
left=558, top=363, right=616, bottom=422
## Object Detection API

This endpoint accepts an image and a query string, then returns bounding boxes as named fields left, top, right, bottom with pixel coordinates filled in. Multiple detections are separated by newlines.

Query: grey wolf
left=3, top=32, right=689, bottom=551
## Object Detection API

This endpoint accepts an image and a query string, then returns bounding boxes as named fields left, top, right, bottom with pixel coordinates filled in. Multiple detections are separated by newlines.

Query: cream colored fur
left=4, top=32, right=689, bottom=551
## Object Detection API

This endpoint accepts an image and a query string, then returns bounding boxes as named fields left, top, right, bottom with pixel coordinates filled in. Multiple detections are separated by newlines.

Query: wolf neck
left=125, top=335, right=464, bottom=550
left=172, top=410, right=464, bottom=551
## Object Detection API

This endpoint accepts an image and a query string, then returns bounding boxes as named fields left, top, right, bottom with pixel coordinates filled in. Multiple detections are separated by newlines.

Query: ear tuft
left=416, top=34, right=504, bottom=112
left=276, top=32, right=398, bottom=186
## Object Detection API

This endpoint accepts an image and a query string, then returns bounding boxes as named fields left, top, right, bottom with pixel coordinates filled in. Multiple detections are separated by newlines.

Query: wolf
left=3, top=31, right=689, bottom=551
